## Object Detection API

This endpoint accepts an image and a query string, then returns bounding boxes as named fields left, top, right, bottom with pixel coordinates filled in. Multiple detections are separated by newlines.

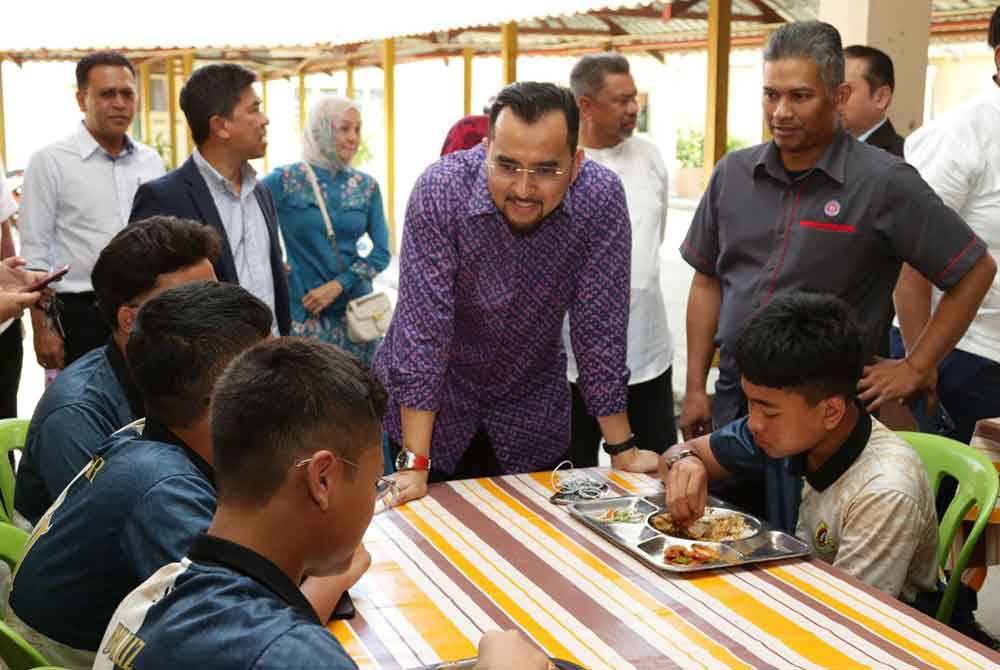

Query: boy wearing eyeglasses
left=7, top=283, right=350, bottom=668
left=95, top=337, right=551, bottom=670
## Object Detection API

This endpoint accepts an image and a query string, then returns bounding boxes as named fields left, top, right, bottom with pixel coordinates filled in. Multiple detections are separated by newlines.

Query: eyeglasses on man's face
left=295, top=456, right=399, bottom=505
left=486, top=159, right=568, bottom=182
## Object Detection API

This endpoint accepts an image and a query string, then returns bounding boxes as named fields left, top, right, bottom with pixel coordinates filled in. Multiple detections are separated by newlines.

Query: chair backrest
left=0, top=522, right=29, bottom=571
left=0, top=619, right=49, bottom=670
left=0, top=419, right=28, bottom=524
left=897, top=431, right=1000, bottom=623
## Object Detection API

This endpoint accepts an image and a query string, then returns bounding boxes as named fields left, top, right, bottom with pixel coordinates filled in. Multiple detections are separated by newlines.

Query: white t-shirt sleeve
left=905, top=125, right=980, bottom=215
left=0, top=162, right=16, bottom=222
left=834, top=488, right=928, bottom=598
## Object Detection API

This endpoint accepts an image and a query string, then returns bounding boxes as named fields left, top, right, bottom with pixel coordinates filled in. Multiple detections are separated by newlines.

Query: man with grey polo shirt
left=19, top=52, right=164, bottom=369
left=679, top=22, right=995, bottom=515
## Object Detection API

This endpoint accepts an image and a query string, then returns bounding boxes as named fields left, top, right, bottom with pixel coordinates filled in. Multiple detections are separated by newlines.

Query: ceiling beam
left=594, top=15, right=629, bottom=36
left=663, top=1, right=701, bottom=20
left=590, top=6, right=665, bottom=20
left=746, top=0, right=786, bottom=24
left=677, top=12, right=778, bottom=22
left=513, top=26, right=619, bottom=36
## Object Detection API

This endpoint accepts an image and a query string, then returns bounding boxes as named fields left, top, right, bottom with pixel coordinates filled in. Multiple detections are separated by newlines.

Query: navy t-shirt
left=95, top=535, right=357, bottom=670
left=709, top=418, right=804, bottom=532
left=9, top=418, right=214, bottom=651
left=16, top=343, right=143, bottom=524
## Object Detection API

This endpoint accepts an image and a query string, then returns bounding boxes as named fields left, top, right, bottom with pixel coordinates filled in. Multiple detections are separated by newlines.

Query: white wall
left=2, top=60, right=79, bottom=172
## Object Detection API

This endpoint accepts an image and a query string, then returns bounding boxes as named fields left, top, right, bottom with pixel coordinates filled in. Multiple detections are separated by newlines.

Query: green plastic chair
left=0, top=522, right=28, bottom=571
left=898, top=431, right=1000, bottom=623
left=0, top=522, right=29, bottom=620
left=0, top=619, right=49, bottom=670
left=0, top=419, right=28, bottom=524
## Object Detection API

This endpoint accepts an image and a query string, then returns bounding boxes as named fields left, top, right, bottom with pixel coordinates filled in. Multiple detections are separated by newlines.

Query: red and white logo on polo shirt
left=824, top=199, right=841, bottom=217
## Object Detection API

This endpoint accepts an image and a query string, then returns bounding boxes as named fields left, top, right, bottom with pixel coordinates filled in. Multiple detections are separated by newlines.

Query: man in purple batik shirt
left=374, top=82, right=660, bottom=504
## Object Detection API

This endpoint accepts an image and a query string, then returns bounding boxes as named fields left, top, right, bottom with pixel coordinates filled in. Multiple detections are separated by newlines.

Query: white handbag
left=302, top=162, right=393, bottom=343
left=345, top=292, right=393, bottom=343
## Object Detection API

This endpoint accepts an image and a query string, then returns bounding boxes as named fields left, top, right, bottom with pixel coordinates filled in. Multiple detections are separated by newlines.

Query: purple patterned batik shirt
left=373, top=143, right=631, bottom=475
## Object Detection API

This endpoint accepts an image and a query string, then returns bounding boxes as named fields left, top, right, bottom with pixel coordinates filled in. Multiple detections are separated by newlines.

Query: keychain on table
left=549, top=460, right=608, bottom=505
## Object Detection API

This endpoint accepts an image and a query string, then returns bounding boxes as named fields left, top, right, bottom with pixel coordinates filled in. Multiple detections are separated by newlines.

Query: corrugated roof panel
left=2, top=0, right=996, bottom=64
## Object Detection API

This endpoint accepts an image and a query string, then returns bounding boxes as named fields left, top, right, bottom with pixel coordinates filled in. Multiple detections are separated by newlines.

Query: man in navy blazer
left=130, top=64, right=290, bottom=335
left=841, top=45, right=905, bottom=159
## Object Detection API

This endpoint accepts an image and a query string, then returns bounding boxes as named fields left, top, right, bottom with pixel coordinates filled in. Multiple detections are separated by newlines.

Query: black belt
left=55, top=291, right=96, bottom=302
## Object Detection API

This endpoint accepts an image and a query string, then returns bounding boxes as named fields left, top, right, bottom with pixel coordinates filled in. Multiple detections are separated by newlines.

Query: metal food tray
left=568, top=494, right=810, bottom=573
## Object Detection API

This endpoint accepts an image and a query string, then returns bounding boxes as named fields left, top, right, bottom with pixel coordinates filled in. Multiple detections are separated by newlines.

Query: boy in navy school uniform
left=658, top=293, right=938, bottom=605
left=8, top=282, right=290, bottom=668
left=95, top=338, right=554, bottom=670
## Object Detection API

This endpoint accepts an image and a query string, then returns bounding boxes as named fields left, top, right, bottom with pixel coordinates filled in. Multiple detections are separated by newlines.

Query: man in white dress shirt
left=565, top=54, right=676, bottom=465
left=893, top=7, right=1000, bottom=445
left=19, top=52, right=164, bottom=369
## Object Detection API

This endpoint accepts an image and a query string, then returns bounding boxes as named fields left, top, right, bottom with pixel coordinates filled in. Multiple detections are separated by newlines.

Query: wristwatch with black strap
left=601, top=433, right=637, bottom=456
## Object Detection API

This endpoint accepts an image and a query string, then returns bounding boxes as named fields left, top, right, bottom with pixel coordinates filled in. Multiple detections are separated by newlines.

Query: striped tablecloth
left=329, top=469, right=1000, bottom=669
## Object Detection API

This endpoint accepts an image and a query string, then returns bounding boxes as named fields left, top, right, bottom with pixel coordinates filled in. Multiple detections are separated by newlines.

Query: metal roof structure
left=2, top=0, right=997, bottom=78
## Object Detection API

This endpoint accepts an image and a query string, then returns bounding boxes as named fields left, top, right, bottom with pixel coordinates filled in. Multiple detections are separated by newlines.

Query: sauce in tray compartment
left=663, top=543, right=722, bottom=566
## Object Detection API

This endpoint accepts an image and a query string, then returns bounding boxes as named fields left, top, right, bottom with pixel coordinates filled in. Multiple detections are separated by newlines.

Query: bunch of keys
left=548, top=460, right=609, bottom=505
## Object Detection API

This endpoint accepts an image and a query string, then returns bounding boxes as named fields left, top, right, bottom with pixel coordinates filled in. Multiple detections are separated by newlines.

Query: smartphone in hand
left=26, top=265, right=69, bottom=292
left=330, top=591, right=356, bottom=620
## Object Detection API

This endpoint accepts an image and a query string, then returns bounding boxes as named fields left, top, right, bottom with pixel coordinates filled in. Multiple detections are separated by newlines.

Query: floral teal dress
left=263, top=163, right=390, bottom=365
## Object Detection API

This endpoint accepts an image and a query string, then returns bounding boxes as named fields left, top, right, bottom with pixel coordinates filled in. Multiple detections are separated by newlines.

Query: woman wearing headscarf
left=263, top=96, right=390, bottom=365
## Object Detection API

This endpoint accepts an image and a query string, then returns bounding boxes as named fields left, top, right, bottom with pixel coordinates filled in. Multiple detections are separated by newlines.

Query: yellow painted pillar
left=501, top=22, right=518, bottom=85
left=704, top=0, right=731, bottom=168
left=382, top=38, right=396, bottom=249
left=0, top=58, right=7, bottom=169
left=261, top=76, right=270, bottom=174
left=298, top=72, right=307, bottom=134
left=346, top=64, right=355, bottom=99
left=463, top=48, right=474, bottom=115
left=166, top=57, right=178, bottom=169
left=182, top=53, right=195, bottom=155
left=140, top=63, right=153, bottom=145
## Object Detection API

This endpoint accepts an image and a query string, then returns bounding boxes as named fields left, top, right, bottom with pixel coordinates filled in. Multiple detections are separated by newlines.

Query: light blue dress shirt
left=191, top=149, right=276, bottom=328
left=18, top=122, right=164, bottom=292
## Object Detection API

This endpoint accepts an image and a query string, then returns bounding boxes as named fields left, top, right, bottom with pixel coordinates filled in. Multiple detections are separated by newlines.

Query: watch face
left=395, top=449, right=408, bottom=471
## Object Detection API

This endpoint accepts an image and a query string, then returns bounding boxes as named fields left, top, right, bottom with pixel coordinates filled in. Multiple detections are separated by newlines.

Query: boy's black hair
left=211, top=339, right=387, bottom=506
left=735, top=292, right=864, bottom=404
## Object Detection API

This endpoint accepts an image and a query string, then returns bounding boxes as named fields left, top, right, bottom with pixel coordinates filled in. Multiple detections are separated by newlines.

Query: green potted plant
left=674, top=131, right=749, bottom=198
left=675, top=129, right=706, bottom=198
